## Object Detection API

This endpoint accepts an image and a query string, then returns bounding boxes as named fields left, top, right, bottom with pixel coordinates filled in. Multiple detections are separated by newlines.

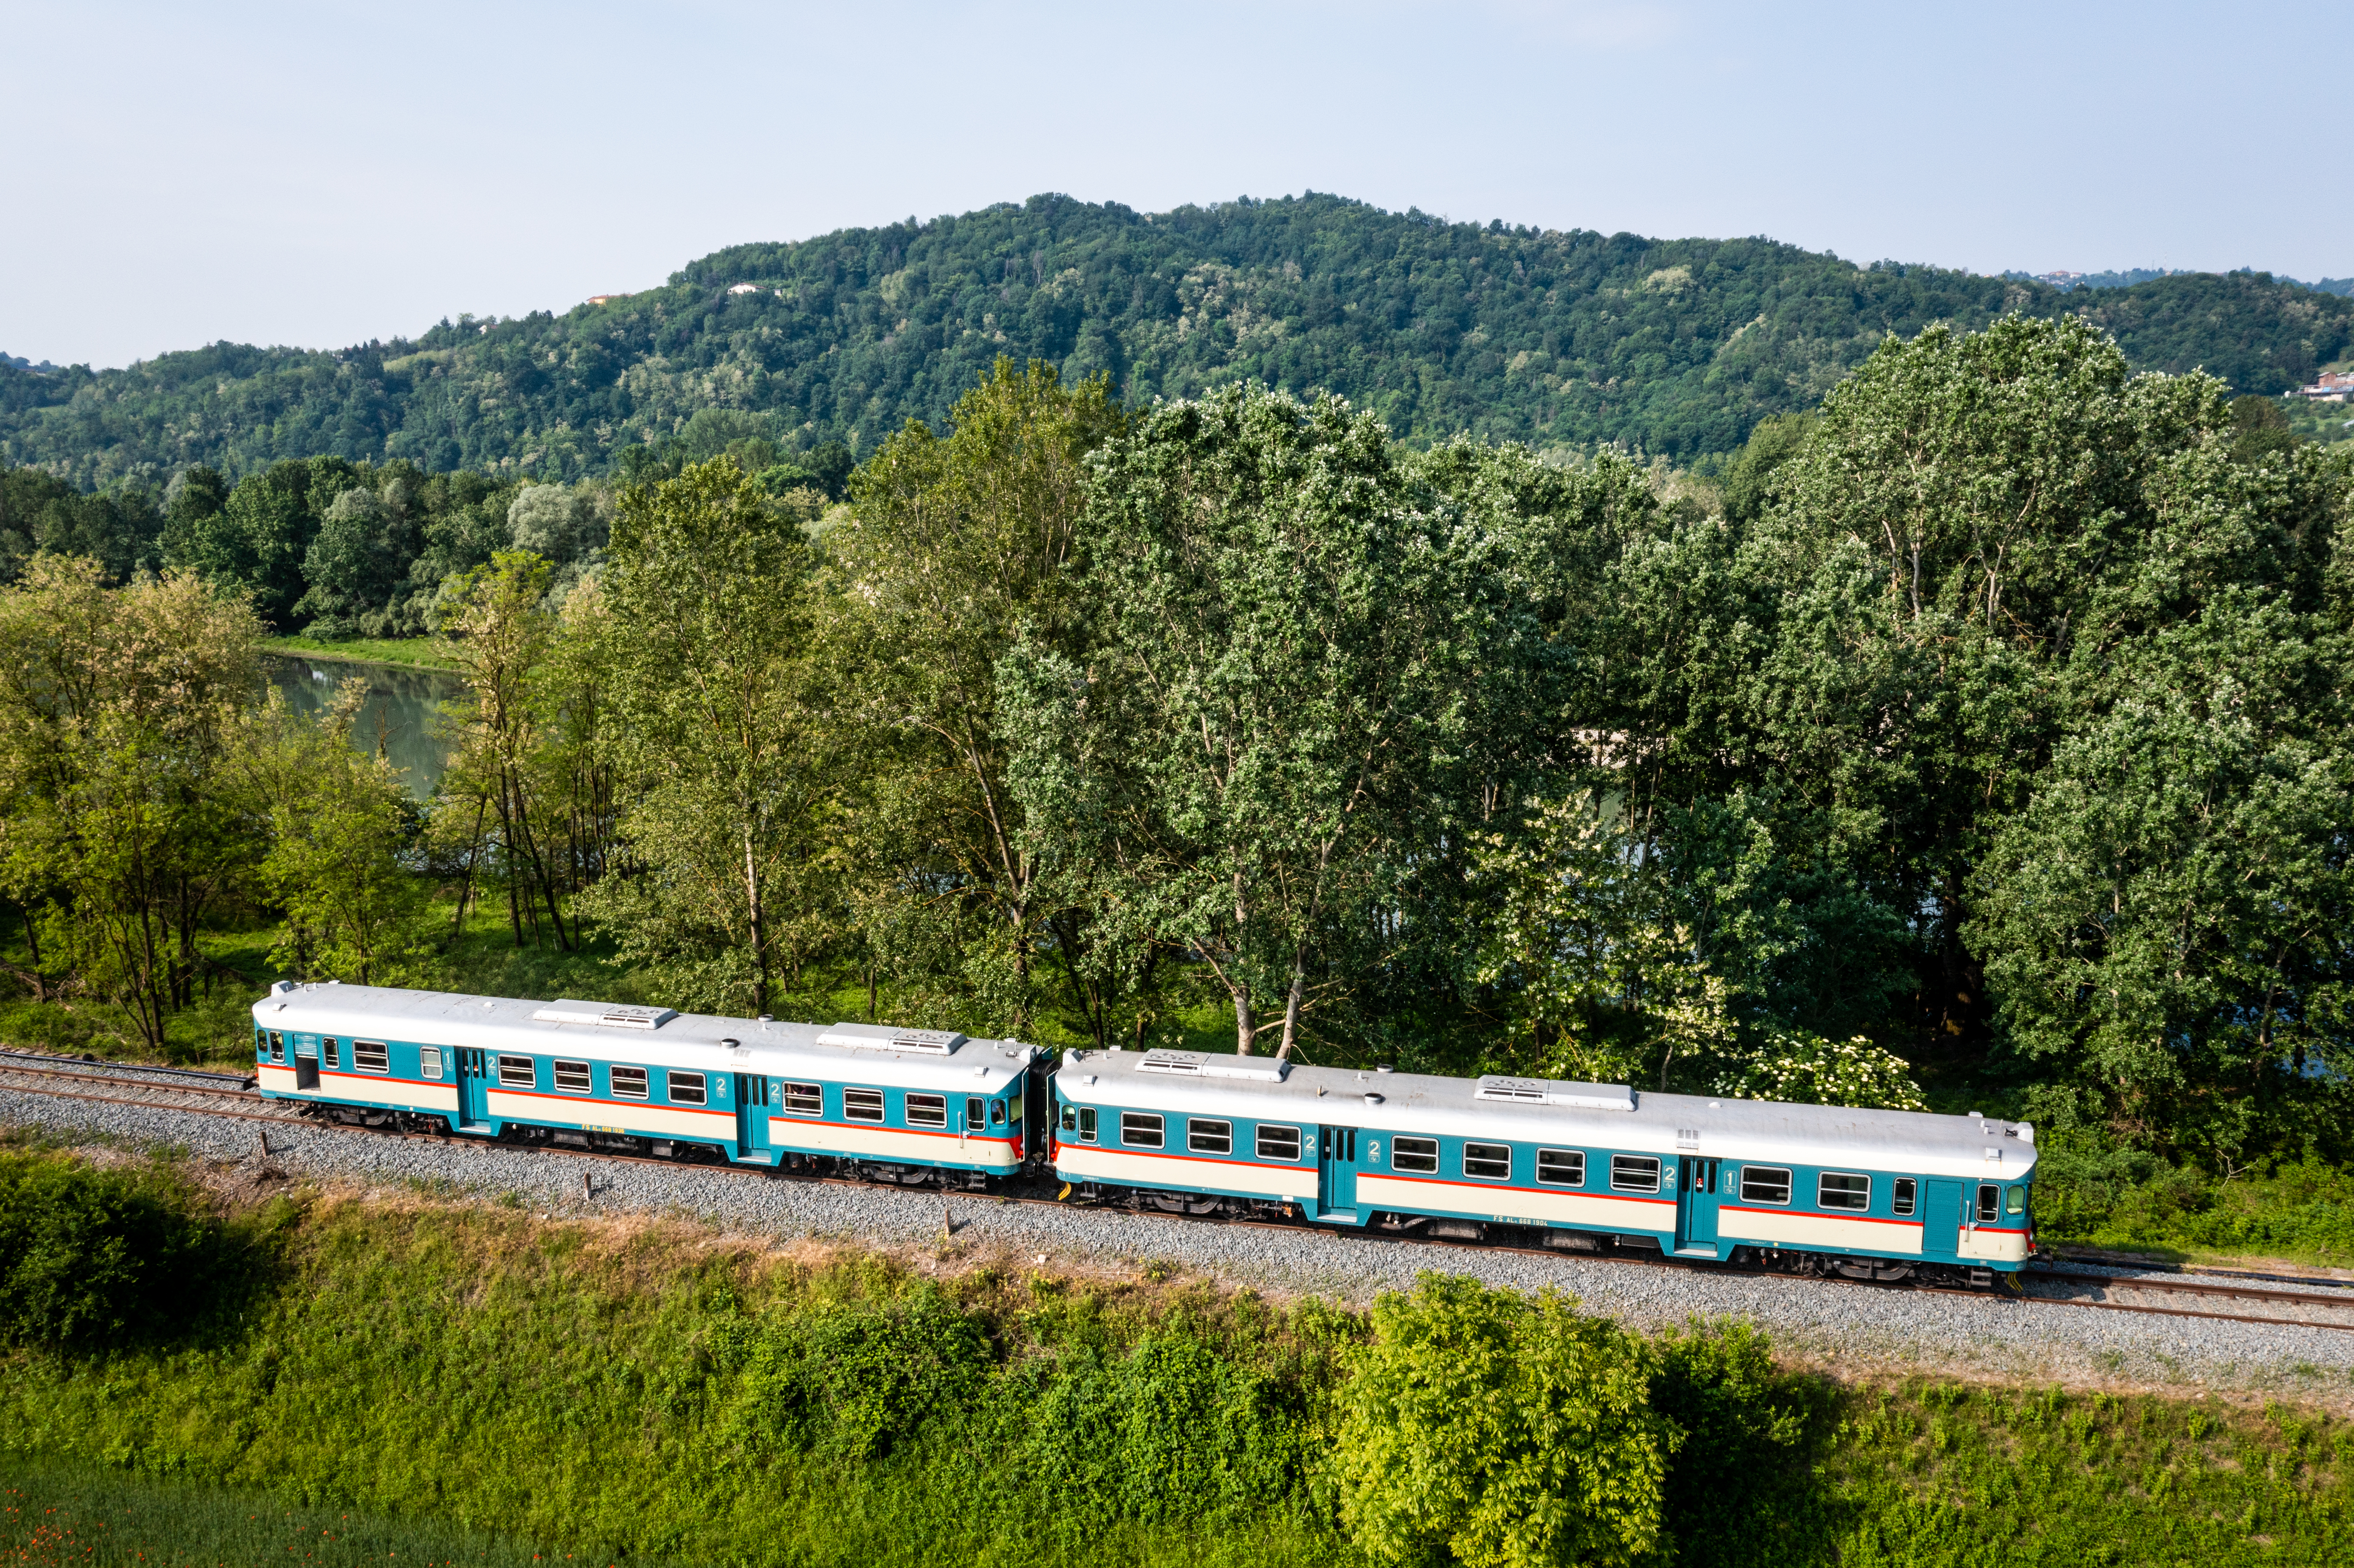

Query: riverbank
left=256, top=634, right=455, bottom=671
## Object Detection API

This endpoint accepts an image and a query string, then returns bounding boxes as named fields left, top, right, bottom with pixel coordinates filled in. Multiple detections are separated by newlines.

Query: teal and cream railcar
left=1051, top=1048, right=2036, bottom=1280
left=251, top=982, right=1034, bottom=1183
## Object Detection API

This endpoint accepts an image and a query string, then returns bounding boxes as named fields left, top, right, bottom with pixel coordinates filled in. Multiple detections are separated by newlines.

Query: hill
left=5, top=192, right=2352, bottom=488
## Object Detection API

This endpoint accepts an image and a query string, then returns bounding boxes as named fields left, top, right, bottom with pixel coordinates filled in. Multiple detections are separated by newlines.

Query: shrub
left=718, top=1281, right=995, bottom=1460
left=1019, top=1332, right=1308, bottom=1527
left=1334, top=1273, right=1679, bottom=1568
left=1650, top=1320, right=1836, bottom=1566
left=0, top=1152, right=221, bottom=1348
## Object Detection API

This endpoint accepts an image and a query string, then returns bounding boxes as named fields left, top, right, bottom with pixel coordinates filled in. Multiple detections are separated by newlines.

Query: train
left=252, top=980, right=2037, bottom=1285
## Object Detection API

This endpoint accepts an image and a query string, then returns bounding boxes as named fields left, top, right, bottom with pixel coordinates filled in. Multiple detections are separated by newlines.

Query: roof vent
left=1138, top=1048, right=1288, bottom=1082
left=816, top=1023, right=965, bottom=1055
left=1473, top=1076, right=1635, bottom=1112
left=532, top=1000, right=677, bottom=1030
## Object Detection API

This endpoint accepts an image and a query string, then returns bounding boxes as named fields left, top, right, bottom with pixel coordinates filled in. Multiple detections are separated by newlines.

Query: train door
left=293, top=1035, right=320, bottom=1091
left=1316, top=1125, right=1361, bottom=1221
left=735, top=1075, right=774, bottom=1163
left=1921, top=1178, right=1963, bottom=1260
left=1674, top=1156, right=1720, bottom=1256
left=456, top=1048, right=492, bottom=1130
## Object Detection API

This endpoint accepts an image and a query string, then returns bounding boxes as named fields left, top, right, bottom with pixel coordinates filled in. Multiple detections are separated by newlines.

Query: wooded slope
left=6, top=193, right=2350, bottom=488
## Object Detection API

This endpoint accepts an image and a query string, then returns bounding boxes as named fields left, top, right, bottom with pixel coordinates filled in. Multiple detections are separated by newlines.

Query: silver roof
left=250, top=982, right=1034, bottom=1093
left=1058, top=1048, right=2036, bottom=1180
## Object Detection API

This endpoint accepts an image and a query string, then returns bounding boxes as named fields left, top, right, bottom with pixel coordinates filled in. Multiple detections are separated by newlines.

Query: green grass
left=257, top=634, right=456, bottom=671
left=0, top=1454, right=580, bottom=1567
left=0, top=1154, right=2348, bottom=1567
left=1828, top=1382, right=2354, bottom=1565
left=0, top=1177, right=1347, bottom=1567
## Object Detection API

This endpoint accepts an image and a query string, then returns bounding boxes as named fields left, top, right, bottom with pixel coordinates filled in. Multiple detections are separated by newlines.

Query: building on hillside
left=586, top=293, right=630, bottom=305
left=2293, top=371, right=2354, bottom=401
left=727, top=282, right=762, bottom=295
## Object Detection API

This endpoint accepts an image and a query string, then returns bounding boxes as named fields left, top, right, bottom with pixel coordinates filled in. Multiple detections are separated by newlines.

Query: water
left=260, top=655, right=462, bottom=799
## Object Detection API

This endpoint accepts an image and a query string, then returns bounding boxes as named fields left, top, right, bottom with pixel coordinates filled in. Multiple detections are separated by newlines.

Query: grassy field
left=0, top=1151, right=2348, bottom=1566
left=0, top=1455, right=572, bottom=1567
left=256, top=634, right=456, bottom=671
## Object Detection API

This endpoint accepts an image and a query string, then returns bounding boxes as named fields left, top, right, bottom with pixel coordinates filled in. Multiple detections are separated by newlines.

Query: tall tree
left=0, top=557, right=259, bottom=1048
left=1010, top=384, right=1475, bottom=1058
left=576, top=460, right=831, bottom=1016
left=433, top=551, right=576, bottom=951
left=231, top=679, right=424, bottom=986
left=832, top=358, right=1124, bottom=1039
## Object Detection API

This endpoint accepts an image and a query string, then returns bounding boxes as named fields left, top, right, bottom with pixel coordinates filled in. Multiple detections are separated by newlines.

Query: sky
left=6, top=0, right=2349, bottom=369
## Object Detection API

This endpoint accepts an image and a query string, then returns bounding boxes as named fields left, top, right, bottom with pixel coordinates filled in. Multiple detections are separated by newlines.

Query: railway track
left=6, top=1048, right=2351, bottom=1338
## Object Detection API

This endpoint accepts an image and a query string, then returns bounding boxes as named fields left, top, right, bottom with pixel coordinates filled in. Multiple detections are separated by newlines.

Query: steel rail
left=0, top=1046, right=255, bottom=1089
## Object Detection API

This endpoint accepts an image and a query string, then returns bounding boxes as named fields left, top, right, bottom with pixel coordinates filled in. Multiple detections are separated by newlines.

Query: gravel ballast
left=9, top=1084, right=2353, bottom=1400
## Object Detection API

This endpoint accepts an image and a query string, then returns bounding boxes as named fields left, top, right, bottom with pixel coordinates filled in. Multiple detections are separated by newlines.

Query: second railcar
left=1052, top=1047, right=2034, bottom=1279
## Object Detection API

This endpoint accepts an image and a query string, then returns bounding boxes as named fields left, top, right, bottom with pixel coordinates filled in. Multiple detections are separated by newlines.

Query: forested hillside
left=6, top=193, right=2352, bottom=489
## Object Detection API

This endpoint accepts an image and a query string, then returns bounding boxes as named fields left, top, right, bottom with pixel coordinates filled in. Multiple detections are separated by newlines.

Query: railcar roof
left=249, top=983, right=1034, bottom=1093
left=1056, top=1047, right=2035, bottom=1181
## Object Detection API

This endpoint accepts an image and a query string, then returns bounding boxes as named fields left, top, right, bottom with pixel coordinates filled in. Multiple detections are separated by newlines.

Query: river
left=259, top=654, right=461, bottom=800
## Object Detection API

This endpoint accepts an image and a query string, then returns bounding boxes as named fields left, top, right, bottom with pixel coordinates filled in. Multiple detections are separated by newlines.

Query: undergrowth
left=2031, top=1131, right=2354, bottom=1268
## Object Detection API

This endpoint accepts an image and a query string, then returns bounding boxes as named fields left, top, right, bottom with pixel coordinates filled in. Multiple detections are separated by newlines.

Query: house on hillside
left=586, top=293, right=630, bottom=305
left=727, top=282, right=762, bottom=295
left=2294, top=370, right=2354, bottom=401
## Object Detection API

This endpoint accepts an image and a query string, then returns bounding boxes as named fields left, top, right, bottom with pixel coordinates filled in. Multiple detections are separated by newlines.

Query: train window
left=553, top=1059, right=591, bottom=1094
left=1392, top=1137, right=1439, bottom=1174
left=1819, top=1173, right=1871, bottom=1212
left=610, top=1065, right=648, bottom=1100
left=783, top=1082, right=822, bottom=1116
left=254, top=1028, right=266, bottom=1059
left=353, top=1040, right=389, bottom=1074
left=668, top=1071, right=707, bottom=1106
left=1078, top=1106, right=1097, bottom=1142
left=419, top=1046, right=443, bottom=1080
left=991, top=1099, right=1006, bottom=1126
left=1189, top=1118, right=1232, bottom=1154
left=1611, top=1155, right=1662, bottom=1193
left=1121, top=1112, right=1164, bottom=1149
left=1256, top=1125, right=1302, bottom=1161
left=1536, top=1149, right=1585, bottom=1187
left=844, top=1088, right=884, bottom=1122
left=324, top=1039, right=341, bottom=1069
left=1463, top=1142, right=1511, bottom=1180
left=1059, top=1103, right=1076, bottom=1132
left=1739, top=1167, right=1790, bottom=1204
left=907, top=1093, right=947, bottom=1128
left=1892, top=1177, right=1916, bottom=1216
left=1007, top=1095, right=1021, bottom=1124
left=1977, top=1183, right=1999, bottom=1223
left=2005, top=1184, right=2025, bottom=1216
left=268, top=1031, right=286, bottom=1062
left=497, top=1055, right=536, bottom=1089
left=968, top=1097, right=986, bottom=1129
